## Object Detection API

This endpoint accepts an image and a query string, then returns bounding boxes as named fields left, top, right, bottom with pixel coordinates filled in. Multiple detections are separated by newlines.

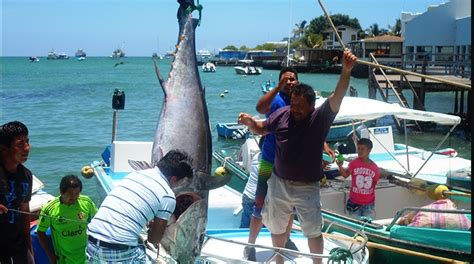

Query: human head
left=290, top=83, right=316, bottom=122
left=59, top=174, right=82, bottom=205
left=356, top=138, right=373, bottom=160
left=0, top=121, right=30, bottom=165
left=278, top=66, right=299, bottom=96
left=157, top=149, right=194, bottom=183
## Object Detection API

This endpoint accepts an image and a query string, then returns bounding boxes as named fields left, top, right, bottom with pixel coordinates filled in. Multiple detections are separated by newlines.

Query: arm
left=238, top=113, right=269, bottom=135
left=328, top=49, right=357, bottom=113
left=147, top=218, right=168, bottom=244
left=19, top=202, right=33, bottom=254
left=323, top=142, right=335, bottom=160
left=336, top=160, right=350, bottom=178
left=0, top=204, right=7, bottom=214
left=37, top=231, right=57, bottom=264
left=256, top=77, right=287, bottom=114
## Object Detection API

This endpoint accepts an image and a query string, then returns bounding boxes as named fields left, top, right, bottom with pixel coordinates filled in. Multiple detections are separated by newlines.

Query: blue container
left=31, top=225, right=52, bottom=264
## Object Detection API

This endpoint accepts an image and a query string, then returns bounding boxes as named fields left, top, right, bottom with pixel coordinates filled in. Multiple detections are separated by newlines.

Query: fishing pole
left=316, top=0, right=471, bottom=90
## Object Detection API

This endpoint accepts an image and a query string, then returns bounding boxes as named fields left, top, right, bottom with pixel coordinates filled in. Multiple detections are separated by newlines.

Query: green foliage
left=254, top=43, right=284, bottom=51
left=306, top=14, right=362, bottom=35
left=222, top=45, right=238, bottom=51
left=292, top=20, right=307, bottom=40
left=388, top=19, right=401, bottom=36
left=302, top=33, right=323, bottom=49
left=239, top=45, right=249, bottom=51
left=365, top=23, right=380, bottom=37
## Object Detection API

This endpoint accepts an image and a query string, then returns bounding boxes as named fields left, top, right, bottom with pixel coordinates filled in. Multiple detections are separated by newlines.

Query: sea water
left=0, top=57, right=470, bottom=204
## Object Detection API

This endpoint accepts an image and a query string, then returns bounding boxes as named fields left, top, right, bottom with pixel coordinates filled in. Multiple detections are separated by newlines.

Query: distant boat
left=202, top=62, right=216, bottom=72
left=197, top=49, right=212, bottom=59
left=47, top=50, right=58, bottom=60
left=57, top=53, right=69, bottom=60
left=234, top=65, right=262, bottom=75
left=29, top=56, right=39, bottom=63
left=111, top=48, right=125, bottom=58
left=152, top=52, right=163, bottom=60
left=75, top=48, right=86, bottom=58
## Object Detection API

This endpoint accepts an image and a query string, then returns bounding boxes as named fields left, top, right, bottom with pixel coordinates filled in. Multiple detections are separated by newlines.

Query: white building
left=321, top=25, right=359, bottom=49
left=401, top=0, right=471, bottom=65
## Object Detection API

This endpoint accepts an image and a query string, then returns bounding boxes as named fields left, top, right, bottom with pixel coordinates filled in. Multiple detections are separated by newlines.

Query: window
left=435, top=46, right=453, bottom=61
left=351, top=34, right=357, bottom=41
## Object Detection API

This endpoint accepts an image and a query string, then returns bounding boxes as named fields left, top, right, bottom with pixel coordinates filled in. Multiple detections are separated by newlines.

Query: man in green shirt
left=37, top=175, right=98, bottom=264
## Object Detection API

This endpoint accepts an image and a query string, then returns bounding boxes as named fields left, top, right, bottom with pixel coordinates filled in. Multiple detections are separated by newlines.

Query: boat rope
left=328, top=247, right=353, bottom=264
left=316, top=0, right=471, bottom=90
left=8, top=208, right=88, bottom=225
left=185, top=0, right=203, bottom=26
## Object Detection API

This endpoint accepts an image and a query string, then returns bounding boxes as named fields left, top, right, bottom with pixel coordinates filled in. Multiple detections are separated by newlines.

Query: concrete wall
left=455, top=16, right=471, bottom=46
left=404, top=0, right=471, bottom=47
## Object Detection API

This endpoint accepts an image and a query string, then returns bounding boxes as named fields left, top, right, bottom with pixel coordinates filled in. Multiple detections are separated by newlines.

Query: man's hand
left=0, top=204, right=8, bottom=214
left=342, top=48, right=357, bottom=72
left=238, top=113, right=254, bottom=127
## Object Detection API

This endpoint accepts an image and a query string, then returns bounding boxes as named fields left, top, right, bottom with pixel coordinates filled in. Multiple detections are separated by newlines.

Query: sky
left=1, top=0, right=449, bottom=57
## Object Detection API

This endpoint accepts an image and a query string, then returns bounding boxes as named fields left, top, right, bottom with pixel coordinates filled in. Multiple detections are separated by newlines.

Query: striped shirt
left=87, top=167, right=176, bottom=246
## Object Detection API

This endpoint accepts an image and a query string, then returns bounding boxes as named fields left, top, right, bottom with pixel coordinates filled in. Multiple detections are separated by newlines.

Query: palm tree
left=389, top=19, right=402, bottom=36
left=292, top=20, right=307, bottom=40
left=365, top=23, right=380, bottom=37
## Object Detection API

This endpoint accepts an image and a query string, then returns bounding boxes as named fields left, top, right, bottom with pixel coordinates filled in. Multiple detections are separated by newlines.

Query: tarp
left=314, top=97, right=461, bottom=126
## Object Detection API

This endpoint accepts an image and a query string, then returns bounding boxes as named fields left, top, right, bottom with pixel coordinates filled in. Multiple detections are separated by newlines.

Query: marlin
left=130, top=0, right=230, bottom=263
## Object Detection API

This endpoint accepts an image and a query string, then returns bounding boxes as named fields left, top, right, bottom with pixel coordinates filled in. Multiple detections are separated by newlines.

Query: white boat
left=75, top=48, right=86, bottom=58
left=234, top=65, right=262, bottom=75
left=111, top=48, right=125, bottom=58
left=202, top=62, right=216, bottom=72
left=30, top=175, right=55, bottom=222
left=197, top=49, right=212, bottom=60
left=88, top=140, right=369, bottom=263
left=47, top=50, right=58, bottom=60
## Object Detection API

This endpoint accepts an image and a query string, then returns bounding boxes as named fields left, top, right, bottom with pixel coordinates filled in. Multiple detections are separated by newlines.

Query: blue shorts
left=347, top=199, right=375, bottom=219
left=240, top=194, right=255, bottom=228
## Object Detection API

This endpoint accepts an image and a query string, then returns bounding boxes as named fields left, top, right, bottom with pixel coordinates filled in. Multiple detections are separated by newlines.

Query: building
left=321, top=25, right=360, bottom=49
left=348, top=35, right=403, bottom=63
left=401, top=0, right=471, bottom=76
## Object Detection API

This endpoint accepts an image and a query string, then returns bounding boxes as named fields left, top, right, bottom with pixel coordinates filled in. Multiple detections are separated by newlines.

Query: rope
left=328, top=248, right=353, bottom=264
left=9, top=208, right=89, bottom=225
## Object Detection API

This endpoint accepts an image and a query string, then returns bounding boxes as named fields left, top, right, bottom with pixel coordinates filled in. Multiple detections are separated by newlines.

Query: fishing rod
left=316, top=0, right=471, bottom=90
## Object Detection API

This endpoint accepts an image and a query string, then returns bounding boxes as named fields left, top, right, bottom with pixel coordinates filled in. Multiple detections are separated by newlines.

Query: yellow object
left=320, top=176, right=328, bottom=187
left=219, top=93, right=225, bottom=97
left=427, top=184, right=449, bottom=200
left=215, top=166, right=226, bottom=176
left=81, top=166, right=94, bottom=179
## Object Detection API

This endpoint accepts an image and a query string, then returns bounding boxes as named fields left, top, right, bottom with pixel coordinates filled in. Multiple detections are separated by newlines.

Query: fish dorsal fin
left=152, top=56, right=167, bottom=96
left=128, top=160, right=153, bottom=171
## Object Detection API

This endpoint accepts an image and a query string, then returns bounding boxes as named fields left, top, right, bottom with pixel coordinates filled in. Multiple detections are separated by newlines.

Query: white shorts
left=262, top=174, right=323, bottom=238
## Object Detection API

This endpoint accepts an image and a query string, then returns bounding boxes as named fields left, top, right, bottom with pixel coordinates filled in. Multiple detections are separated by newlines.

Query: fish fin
left=196, top=171, right=231, bottom=190
left=152, top=56, right=167, bottom=96
left=128, top=160, right=153, bottom=171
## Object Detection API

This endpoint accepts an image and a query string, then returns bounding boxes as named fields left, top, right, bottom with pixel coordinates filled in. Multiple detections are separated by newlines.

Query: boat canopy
left=314, top=97, right=461, bottom=126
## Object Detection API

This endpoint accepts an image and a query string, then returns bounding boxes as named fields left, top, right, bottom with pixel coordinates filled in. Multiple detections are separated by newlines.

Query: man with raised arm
left=238, top=49, right=357, bottom=264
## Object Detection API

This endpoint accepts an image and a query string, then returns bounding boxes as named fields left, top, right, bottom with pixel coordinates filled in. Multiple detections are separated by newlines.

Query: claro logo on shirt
left=62, top=224, right=85, bottom=237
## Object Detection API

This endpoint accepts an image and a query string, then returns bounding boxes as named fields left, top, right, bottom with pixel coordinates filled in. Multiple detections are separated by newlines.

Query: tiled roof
left=363, top=35, right=404, bottom=42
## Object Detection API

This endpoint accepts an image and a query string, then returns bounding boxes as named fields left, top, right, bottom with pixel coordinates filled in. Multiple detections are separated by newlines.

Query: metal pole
left=316, top=0, right=471, bottom=90
left=112, top=110, right=118, bottom=143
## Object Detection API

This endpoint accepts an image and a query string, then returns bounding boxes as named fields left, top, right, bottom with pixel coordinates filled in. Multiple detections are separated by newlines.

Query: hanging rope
left=9, top=208, right=89, bottom=225
left=328, top=247, right=353, bottom=264
left=184, top=0, right=203, bottom=26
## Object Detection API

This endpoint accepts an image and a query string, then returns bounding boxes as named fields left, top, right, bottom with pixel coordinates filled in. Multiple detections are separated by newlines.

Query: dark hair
left=292, top=83, right=316, bottom=105
left=279, top=66, right=298, bottom=81
left=157, top=149, right=193, bottom=180
left=0, top=121, right=29, bottom=147
left=60, top=174, right=83, bottom=193
left=357, top=138, right=373, bottom=149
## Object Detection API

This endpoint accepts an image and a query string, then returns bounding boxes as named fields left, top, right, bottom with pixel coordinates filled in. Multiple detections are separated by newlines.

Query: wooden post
left=454, top=91, right=459, bottom=113
left=414, top=56, right=427, bottom=110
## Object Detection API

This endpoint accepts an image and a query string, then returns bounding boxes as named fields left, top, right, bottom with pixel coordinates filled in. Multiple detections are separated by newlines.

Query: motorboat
left=29, top=56, right=39, bottom=62
left=234, top=65, right=262, bottom=75
left=202, top=62, right=216, bottom=72
left=215, top=122, right=248, bottom=139
left=47, top=50, right=58, bottom=60
left=111, top=48, right=125, bottom=58
left=75, top=48, right=86, bottom=58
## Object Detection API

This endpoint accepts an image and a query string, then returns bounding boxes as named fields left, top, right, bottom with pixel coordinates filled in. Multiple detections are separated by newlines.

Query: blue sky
left=1, top=0, right=447, bottom=56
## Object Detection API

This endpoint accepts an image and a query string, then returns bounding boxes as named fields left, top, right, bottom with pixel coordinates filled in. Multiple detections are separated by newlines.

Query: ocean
left=0, top=57, right=470, bottom=204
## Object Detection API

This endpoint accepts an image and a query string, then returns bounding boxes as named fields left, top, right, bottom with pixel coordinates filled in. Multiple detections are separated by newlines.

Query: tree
left=254, top=43, right=283, bottom=51
left=302, top=33, right=323, bottom=49
left=365, top=23, right=380, bottom=37
left=388, top=19, right=402, bottom=36
left=306, top=14, right=362, bottom=35
left=222, top=45, right=238, bottom=51
left=292, top=20, right=307, bottom=40
left=239, top=45, right=249, bottom=51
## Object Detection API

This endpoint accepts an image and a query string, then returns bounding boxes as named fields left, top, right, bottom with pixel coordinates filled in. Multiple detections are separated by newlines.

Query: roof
left=321, top=25, right=360, bottom=32
left=363, top=35, right=404, bottom=43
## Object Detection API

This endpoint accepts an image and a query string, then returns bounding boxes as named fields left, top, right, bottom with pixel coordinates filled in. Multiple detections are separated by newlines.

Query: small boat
left=111, top=48, right=125, bottom=58
left=47, top=50, right=58, bottom=60
left=152, top=52, right=163, bottom=60
left=29, top=56, right=39, bottom=62
left=57, top=53, right=69, bottom=60
left=234, top=65, right=262, bottom=75
left=215, top=122, right=249, bottom=139
left=202, top=62, right=216, bottom=72
left=75, top=48, right=86, bottom=58
left=261, top=80, right=276, bottom=94
left=88, top=141, right=369, bottom=263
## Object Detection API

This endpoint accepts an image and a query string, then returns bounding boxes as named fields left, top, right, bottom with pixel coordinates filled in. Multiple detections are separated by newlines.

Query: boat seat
left=389, top=224, right=471, bottom=252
